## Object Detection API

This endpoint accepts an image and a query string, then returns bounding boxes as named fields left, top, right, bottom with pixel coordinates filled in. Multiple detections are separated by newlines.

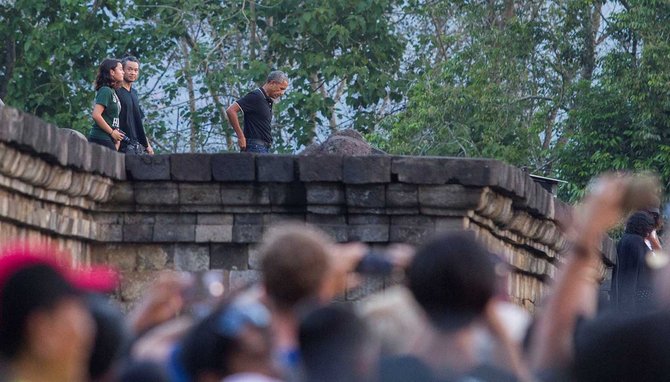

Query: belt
left=247, top=139, right=271, bottom=148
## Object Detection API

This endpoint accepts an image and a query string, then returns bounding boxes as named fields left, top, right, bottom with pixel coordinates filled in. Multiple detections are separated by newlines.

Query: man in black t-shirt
left=116, top=56, right=154, bottom=155
left=226, top=71, right=289, bottom=153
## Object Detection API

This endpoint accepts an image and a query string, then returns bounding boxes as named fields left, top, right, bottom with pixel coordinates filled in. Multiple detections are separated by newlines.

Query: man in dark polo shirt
left=116, top=56, right=154, bottom=155
left=226, top=71, right=289, bottom=153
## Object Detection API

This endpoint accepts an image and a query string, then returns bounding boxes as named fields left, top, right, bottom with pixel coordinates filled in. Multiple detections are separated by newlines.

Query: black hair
left=94, top=58, right=121, bottom=91
left=179, top=303, right=237, bottom=379
left=407, top=230, right=496, bottom=332
left=624, top=211, right=656, bottom=237
left=0, top=265, right=75, bottom=358
left=299, top=304, right=370, bottom=382
left=86, top=294, right=129, bottom=380
left=121, top=55, right=140, bottom=67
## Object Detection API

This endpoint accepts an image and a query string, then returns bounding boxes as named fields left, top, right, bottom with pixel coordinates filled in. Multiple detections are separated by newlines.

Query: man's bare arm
left=226, top=103, right=246, bottom=151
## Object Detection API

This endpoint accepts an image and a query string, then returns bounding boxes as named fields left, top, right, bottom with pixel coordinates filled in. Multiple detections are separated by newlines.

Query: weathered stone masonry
left=0, top=106, right=615, bottom=310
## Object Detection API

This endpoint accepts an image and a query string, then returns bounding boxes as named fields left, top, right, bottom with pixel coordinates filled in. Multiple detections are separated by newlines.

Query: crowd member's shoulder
left=573, top=310, right=670, bottom=381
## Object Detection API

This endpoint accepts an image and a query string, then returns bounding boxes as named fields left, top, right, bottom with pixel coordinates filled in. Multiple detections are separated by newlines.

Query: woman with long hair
left=88, top=58, right=126, bottom=150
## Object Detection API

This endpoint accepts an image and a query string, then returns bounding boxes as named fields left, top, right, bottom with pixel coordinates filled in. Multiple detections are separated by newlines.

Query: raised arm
left=528, top=175, right=628, bottom=372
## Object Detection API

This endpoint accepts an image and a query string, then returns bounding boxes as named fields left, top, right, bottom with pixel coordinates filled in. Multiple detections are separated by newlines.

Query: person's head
left=263, top=70, right=289, bottom=99
left=299, top=304, right=376, bottom=382
left=624, top=211, right=656, bottom=238
left=0, top=244, right=118, bottom=381
left=407, top=230, right=496, bottom=332
left=179, top=295, right=273, bottom=381
left=121, top=55, right=140, bottom=84
left=357, top=285, right=427, bottom=356
left=95, top=58, right=124, bottom=90
left=259, top=223, right=332, bottom=311
left=86, top=293, right=129, bottom=382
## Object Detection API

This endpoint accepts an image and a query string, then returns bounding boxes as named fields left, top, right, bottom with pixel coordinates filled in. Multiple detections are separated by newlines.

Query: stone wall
left=0, top=106, right=615, bottom=311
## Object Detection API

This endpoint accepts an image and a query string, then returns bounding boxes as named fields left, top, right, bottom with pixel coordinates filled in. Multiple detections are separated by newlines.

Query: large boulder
left=300, top=129, right=386, bottom=156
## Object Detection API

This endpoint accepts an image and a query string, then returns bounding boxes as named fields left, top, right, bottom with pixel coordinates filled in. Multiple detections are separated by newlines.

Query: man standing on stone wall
left=116, top=55, right=154, bottom=155
left=226, top=71, right=289, bottom=153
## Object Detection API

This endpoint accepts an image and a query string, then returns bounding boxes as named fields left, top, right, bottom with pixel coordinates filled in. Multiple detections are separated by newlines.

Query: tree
left=0, top=0, right=128, bottom=132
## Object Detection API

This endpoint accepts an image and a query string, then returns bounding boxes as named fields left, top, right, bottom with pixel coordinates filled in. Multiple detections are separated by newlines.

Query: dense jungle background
left=1, top=1, right=669, bottom=200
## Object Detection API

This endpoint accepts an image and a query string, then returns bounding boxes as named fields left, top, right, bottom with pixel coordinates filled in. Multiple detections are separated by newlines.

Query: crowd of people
left=0, top=172, right=669, bottom=382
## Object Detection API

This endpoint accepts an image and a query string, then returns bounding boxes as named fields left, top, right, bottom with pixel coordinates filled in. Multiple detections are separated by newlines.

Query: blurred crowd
left=0, top=172, right=668, bottom=382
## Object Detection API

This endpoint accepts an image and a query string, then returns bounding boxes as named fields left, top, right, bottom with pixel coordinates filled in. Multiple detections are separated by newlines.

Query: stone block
left=307, top=214, right=346, bottom=225
left=154, top=213, right=196, bottom=224
left=234, top=214, right=263, bottom=225
left=387, top=183, right=418, bottom=207
left=119, top=271, right=162, bottom=304
left=343, top=156, right=391, bottom=184
left=306, top=205, right=345, bottom=215
left=136, top=245, right=171, bottom=271
left=257, top=155, right=295, bottom=182
left=195, top=225, right=233, bottom=242
left=170, top=154, right=212, bottom=181
left=126, top=154, right=170, bottom=180
left=210, top=244, right=249, bottom=269
left=346, top=184, right=386, bottom=208
left=51, top=127, right=70, bottom=166
left=103, top=245, right=137, bottom=271
left=95, top=212, right=122, bottom=224
left=391, top=156, right=449, bottom=184
left=348, top=215, right=389, bottom=225
left=107, top=182, right=134, bottom=205
left=179, top=183, right=222, bottom=205
left=153, top=224, right=195, bottom=242
left=248, top=247, right=262, bottom=269
left=123, top=224, right=154, bottom=242
left=298, top=155, right=343, bottom=181
left=306, top=183, right=345, bottom=205
left=66, top=131, right=89, bottom=169
left=314, top=224, right=348, bottom=242
left=172, top=244, right=210, bottom=271
left=221, top=184, right=270, bottom=205
left=223, top=206, right=272, bottom=214
left=435, top=217, right=466, bottom=232
left=418, top=185, right=482, bottom=209
left=97, top=224, right=123, bottom=242
left=443, top=158, right=503, bottom=187
left=123, top=213, right=155, bottom=224
left=389, top=224, right=435, bottom=245
left=232, top=224, right=263, bottom=243
left=0, top=106, right=23, bottom=145
left=229, top=270, right=261, bottom=291
left=348, top=225, right=389, bottom=242
left=263, top=214, right=305, bottom=226
left=198, top=214, right=234, bottom=225
left=135, top=182, right=179, bottom=205
left=211, top=153, right=255, bottom=181
left=21, top=113, right=51, bottom=155
left=269, top=182, right=307, bottom=206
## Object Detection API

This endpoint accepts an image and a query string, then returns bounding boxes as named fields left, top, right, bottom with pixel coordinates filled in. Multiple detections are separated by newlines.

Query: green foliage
left=0, top=0, right=128, bottom=133
left=3, top=0, right=670, bottom=202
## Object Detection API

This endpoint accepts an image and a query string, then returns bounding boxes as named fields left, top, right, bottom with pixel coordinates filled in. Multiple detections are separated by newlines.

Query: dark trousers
left=88, top=136, right=116, bottom=151
left=244, top=139, right=271, bottom=154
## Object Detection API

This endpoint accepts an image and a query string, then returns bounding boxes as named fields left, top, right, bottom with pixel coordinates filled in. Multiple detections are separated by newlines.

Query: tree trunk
left=249, top=0, right=257, bottom=61
left=181, top=38, right=198, bottom=152
left=580, top=3, right=601, bottom=81
left=0, top=39, right=16, bottom=100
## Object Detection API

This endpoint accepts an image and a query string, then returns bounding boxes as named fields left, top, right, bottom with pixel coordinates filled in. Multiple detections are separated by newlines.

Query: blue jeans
left=245, top=143, right=270, bottom=154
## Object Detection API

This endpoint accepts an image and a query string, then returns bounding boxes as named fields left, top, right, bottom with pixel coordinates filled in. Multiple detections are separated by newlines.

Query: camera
left=121, top=134, right=131, bottom=144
